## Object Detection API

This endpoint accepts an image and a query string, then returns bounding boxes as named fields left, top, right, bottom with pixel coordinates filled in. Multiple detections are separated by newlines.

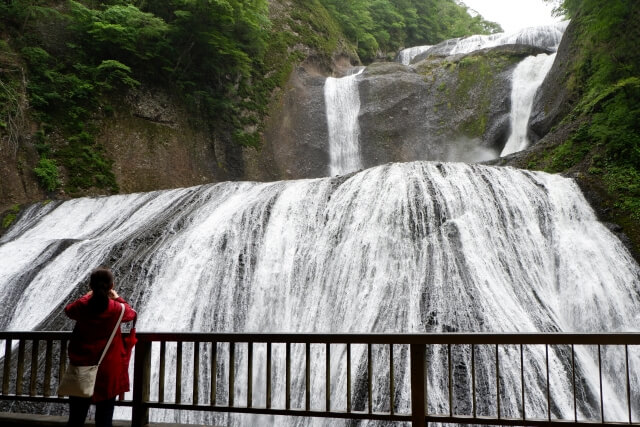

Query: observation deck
left=1, top=332, right=639, bottom=426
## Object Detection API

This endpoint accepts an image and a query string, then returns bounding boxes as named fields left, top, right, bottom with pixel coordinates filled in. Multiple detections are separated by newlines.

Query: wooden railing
left=1, top=332, right=639, bottom=426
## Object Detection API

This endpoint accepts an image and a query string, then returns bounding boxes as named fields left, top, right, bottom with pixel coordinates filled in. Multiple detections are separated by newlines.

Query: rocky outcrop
left=256, top=65, right=332, bottom=180
left=0, top=142, right=43, bottom=213
left=359, top=45, right=548, bottom=166
left=528, top=19, right=579, bottom=142
left=261, top=44, right=550, bottom=178
left=99, top=88, right=225, bottom=194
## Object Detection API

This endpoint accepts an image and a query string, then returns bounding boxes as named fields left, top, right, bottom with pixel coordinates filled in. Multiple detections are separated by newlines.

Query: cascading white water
left=447, top=21, right=568, bottom=55
left=1, top=161, right=639, bottom=425
left=402, top=22, right=567, bottom=61
left=324, top=68, right=365, bottom=176
left=397, top=45, right=432, bottom=65
left=501, top=52, right=557, bottom=156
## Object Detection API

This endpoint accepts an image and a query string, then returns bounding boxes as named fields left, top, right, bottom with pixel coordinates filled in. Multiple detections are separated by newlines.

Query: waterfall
left=448, top=22, right=567, bottom=55
left=415, top=22, right=568, bottom=58
left=501, top=52, right=557, bottom=156
left=397, top=45, right=432, bottom=65
left=1, top=161, right=639, bottom=425
left=324, top=68, right=364, bottom=176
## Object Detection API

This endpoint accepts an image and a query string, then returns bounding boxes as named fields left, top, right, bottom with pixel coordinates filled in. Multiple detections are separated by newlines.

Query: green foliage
left=603, top=165, right=640, bottom=220
left=59, top=130, right=119, bottom=193
left=233, top=131, right=261, bottom=148
left=67, top=1, right=170, bottom=66
left=6, top=0, right=270, bottom=193
left=543, top=137, right=591, bottom=172
left=0, top=41, right=24, bottom=149
left=588, top=83, right=640, bottom=168
left=320, top=0, right=502, bottom=62
left=34, top=157, right=61, bottom=191
left=534, top=1, right=640, bottom=232
left=1, top=204, right=20, bottom=229
left=96, top=59, right=140, bottom=89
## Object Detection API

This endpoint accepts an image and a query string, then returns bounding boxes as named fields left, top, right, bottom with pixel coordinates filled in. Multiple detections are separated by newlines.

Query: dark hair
left=88, top=267, right=113, bottom=313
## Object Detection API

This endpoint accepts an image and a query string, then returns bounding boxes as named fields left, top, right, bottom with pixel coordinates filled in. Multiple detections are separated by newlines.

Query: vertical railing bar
left=305, top=342, right=310, bottom=411
left=598, top=344, right=604, bottom=423
left=229, top=342, right=235, bottom=407
left=625, top=344, right=631, bottom=425
left=367, top=343, right=372, bottom=414
left=30, top=340, right=39, bottom=396
left=448, top=343, right=453, bottom=417
left=193, top=341, right=200, bottom=405
left=2, top=339, right=12, bottom=395
left=158, top=341, right=166, bottom=403
left=247, top=342, right=253, bottom=408
left=410, top=344, right=427, bottom=427
left=131, top=339, right=152, bottom=427
left=210, top=341, right=217, bottom=406
left=325, top=343, right=330, bottom=412
left=471, top=344, right=476, bottom=419
left=347, top=343, right=352, bottom=413
left=389, top=344, right=395, bottom=416
left=266, top=342, right=272, bottom=410
left=521, top=343, right=525, bottom=421
left=43, top=340, right=53, bottom=397
left=496, top=344, right=500, bottom=419
left=572, top=344, right=577, bottom=423
left=57, top=340, right=67, bottom=396
left=285, top=342, right=291, bottom=410
left=425, top=344, right=429, bottom=416
left=176, top=341, right=183, bottom=404
left=16, top=339, right=25, bottom=395
left=546, top=344, right=551, bottom=421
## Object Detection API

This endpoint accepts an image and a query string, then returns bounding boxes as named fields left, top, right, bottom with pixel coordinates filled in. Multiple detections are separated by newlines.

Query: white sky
left=461, top=0, right=561, bottom=33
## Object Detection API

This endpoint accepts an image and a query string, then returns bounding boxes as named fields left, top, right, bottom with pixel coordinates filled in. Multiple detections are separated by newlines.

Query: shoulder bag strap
left=97, top=303, right=125, bottom=365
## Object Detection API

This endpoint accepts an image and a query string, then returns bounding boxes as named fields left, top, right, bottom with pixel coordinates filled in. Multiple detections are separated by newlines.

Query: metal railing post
left=132, top=339, right=152, bottom=427
left=410, top=343, right=427, bottom=427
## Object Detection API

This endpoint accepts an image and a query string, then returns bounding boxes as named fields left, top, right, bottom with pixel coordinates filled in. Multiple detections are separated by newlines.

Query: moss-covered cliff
left=495, top=1, right=640, bottom=260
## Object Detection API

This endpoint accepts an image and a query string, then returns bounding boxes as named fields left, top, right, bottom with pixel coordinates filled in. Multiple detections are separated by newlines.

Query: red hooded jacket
left=65, top=294, right=136, bottom=402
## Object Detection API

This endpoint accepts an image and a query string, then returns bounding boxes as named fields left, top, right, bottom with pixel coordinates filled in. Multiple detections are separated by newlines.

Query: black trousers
left=67, top=396, right=116, bottom=427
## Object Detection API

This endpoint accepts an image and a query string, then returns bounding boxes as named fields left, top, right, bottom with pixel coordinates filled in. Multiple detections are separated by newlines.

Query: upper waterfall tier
left=397, top=45, right=432, bottom=65
left=409, top=21, right=569, bottom=64
left=325, top=68, right=365, bottom=176
left=501, top=52, right=557, bottom=156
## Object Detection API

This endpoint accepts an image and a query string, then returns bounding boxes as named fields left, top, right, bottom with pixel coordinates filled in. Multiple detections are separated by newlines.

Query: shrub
left=34, top=158, right=60, bottom=191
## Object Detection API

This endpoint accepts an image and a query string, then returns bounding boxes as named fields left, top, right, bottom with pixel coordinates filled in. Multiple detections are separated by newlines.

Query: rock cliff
left=260, top=44, right=549, bottom=178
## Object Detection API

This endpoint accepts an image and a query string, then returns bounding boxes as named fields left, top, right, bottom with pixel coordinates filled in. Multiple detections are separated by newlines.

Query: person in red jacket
left=64, top=267, right=136, bottom=427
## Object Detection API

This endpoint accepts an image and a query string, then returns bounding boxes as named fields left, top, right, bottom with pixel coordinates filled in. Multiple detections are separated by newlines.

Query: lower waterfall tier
left=1, top=161, right=638, bottom=424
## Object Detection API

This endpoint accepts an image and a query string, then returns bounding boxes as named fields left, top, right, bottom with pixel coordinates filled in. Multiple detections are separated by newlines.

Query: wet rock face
left=529, top=20, right=579, bottom=143
left=262, top=44, right=551, bottom=178
left=358, top=45, right=548, bottom=167
left=260, top=66, right=331, bottom=179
